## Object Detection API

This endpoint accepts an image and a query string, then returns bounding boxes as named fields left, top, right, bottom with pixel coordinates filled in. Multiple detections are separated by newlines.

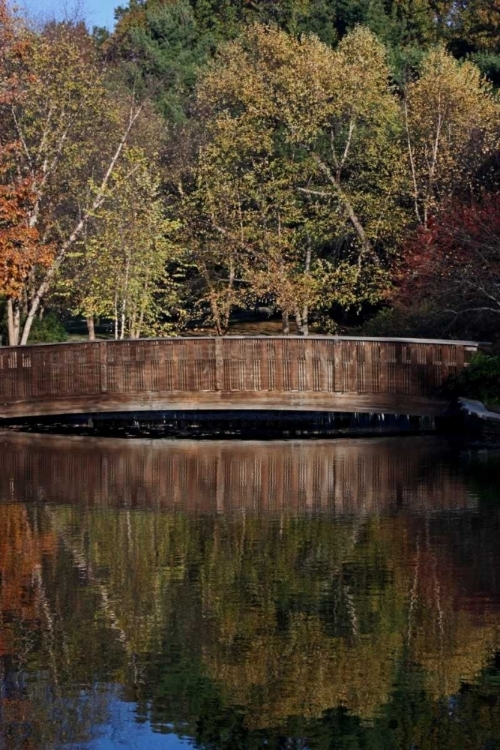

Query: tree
left=0, top=1, right=54, bottom=344
left=292, top=26, right=408, bottom=264
left=0, top=144, right=54, bottom=345
left=0, top=5, right=145, bottom=345
left=186, top=25, right=403, bottom=334
left=67, top=149, right=183, bottom=340
left=448, top=0, right=500, bottom=68
left=399, top=193, right=500, bottom=334
left=108, top=0, right=212, bottom=122
left=403, top=47, right=500, bottom=227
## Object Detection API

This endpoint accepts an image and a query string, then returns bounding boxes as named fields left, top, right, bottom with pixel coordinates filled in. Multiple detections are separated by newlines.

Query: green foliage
left=451, top=353, right=500, bottom=405
left=110, top=0, right=500, bottom=121
left=403, top=47, right=499, bottom=227
left=66, top=147, right=185, bottom=339
left=0, top=6, right=158, bottom=345
left=26, top=312, right=68, bottom=344
left=3, top=0, right=500, bottom=341
left=119, top=0, right=212, bottom=121
left=182, top=25, right=404, bottom=333
left=472, top=51, right=500, bottom=87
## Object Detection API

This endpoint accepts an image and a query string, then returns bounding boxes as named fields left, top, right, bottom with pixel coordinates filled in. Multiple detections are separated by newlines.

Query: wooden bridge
left=0, top=336, right=485, bottom=421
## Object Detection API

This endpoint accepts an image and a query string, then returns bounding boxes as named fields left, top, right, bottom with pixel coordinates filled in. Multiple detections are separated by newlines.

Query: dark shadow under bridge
left=0, top=336, right=485, bottom=422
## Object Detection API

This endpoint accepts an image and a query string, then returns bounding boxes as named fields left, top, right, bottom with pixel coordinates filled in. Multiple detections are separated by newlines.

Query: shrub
left=358, top=305, right=452, bottom=339
left=450, top=353, right=500, bottom=406
left=359, top=305, right=500, bottom=344
left=27, top=312, right=67, bottom=344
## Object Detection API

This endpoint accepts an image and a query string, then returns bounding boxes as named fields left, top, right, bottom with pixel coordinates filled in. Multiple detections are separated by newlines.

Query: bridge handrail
left=0, top=334, right=490, bottom=350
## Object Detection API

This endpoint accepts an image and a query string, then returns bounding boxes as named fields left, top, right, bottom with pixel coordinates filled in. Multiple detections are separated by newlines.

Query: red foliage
left=398, top=193, right=500, bottom=312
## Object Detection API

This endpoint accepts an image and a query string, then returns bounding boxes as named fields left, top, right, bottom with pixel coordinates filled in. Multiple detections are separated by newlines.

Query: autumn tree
left=0, top=146, right=54, bottom=345
left=398, top=193, right=500, bottom=337
left=66, top=148, right=183, bottom=340
left=0, top=5, right=145, bottom=345
left=0, top=1, right=54, bottom=344
left=186, top=25, right=404, bottom=334
left=403, top=47, right=500, bottom=227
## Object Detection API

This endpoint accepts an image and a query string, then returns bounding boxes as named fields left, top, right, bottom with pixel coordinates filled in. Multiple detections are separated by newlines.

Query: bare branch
left=403, top=97, right=422, bottom=225
left=314, top=157, right=378, bottom=266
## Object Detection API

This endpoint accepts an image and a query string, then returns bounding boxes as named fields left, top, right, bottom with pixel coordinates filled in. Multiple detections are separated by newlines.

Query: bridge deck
left=0, top=336, right=484, bottom=419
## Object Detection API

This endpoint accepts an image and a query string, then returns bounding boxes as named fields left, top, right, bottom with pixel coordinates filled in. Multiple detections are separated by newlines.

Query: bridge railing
left=0, top=336, right=485, bottom=418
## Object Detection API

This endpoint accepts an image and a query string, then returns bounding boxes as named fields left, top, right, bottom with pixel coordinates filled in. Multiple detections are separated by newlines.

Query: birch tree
left=0, top=4, right=145, bottom=345
left=187, top=25, right=403, bottom=334
left=68, top=149, right=182, bottom=340
left=403, top=47, right=500, bottom=227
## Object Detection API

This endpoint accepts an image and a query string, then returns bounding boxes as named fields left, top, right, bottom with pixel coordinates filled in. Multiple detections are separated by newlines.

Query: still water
left=1, top=432, right=500, bottom=749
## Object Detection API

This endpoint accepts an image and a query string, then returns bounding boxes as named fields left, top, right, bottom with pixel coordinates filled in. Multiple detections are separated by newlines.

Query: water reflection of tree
left=37, top=508, right=500, bottom=731
left=1, top=436, right=500, bottom=747
left=0, top=504, right=113, bottom=747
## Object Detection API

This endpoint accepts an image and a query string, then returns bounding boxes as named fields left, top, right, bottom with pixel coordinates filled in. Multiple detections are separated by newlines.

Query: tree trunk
left=315, top=158, right=378, bottom=265
left=222, top=304, right=231, bottom=335
left=129, top=305, right=138, bottom=339
left=136, top=310, right=144, bottom=339
left=114, top=294, right=119, bottom=340
left=136, top=302, right=147, bottom=339
left=19, top=305, right=36, bottom=346
left=295, top=309, right=303, bottom=335
left=301, top=306, right=309, bottom=336
left=121, top=249, right=130, bottom=340
left=211, top=299, right=223, bottom=336
left=302, top=238, right=311, bottom=336
left=120, top=305, right=126, bottom=340
left=87, top=316, right=96, bottom=341
left=134, top=277, right=150, bottom=340
left=282, top=312, right=290, bottom=336
left=7, top=299, right=21, bottom=346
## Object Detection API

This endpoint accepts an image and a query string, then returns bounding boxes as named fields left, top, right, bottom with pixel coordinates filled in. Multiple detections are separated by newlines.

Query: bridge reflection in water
left=0, top=431, right=473, bottom=514
left=0, top=337, right=485, bottom=426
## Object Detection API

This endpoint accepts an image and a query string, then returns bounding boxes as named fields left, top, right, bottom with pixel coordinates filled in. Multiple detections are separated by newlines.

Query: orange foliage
left=0, top=147, right=54, bottom=299
left=0, top=2, right=54, bottom=298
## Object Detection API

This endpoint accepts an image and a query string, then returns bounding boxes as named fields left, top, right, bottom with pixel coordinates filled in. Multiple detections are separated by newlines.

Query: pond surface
left=1, top=432, right=500, bottom=749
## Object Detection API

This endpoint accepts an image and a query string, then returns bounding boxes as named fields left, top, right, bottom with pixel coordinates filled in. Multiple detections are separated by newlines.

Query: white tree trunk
left=7, top=299, right=21, bottom=346
left=87, top=316, right=96, bottom=341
